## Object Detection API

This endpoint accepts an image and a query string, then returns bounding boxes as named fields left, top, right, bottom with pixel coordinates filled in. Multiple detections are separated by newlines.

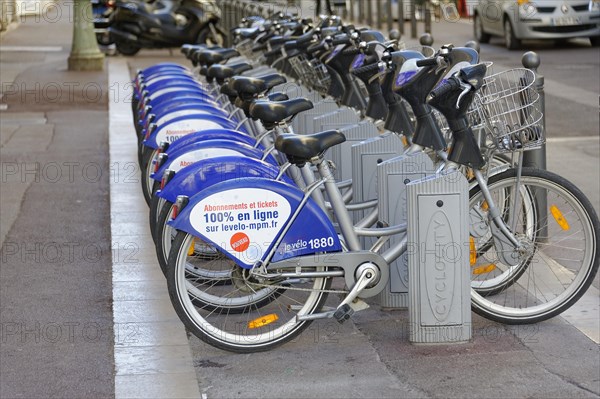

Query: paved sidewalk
left=1, top=3, right=114, bottom=398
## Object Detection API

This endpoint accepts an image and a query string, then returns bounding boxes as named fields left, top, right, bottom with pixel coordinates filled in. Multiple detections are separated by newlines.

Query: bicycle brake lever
left=455, top=81, right=472, bottom=109
left=368, top=63, right=391, bottom=84
left=435, top=58, right=448, bottom=75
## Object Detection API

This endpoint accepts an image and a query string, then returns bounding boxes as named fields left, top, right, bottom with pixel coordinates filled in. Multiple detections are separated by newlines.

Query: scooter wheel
left=116, top=42, right=141, bottom=56
left=196, top=29, right=225, bottom=47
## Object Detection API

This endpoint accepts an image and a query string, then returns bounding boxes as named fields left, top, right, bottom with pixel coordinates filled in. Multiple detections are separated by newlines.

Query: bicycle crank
left=334, top=263, right=380, bottom=323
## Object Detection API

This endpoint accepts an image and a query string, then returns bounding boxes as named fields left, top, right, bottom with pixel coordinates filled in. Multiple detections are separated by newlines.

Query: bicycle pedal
left=333, top=304, right=354, bottom=324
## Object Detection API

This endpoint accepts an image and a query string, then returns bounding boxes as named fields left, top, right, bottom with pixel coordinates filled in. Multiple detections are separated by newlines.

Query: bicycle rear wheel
left=469, top=168, right=599, bottom=324
left=166, top=231, right=334, bottom=352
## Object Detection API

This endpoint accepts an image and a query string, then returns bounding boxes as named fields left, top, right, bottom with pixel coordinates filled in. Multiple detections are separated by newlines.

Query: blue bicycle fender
left=160, top=129, right=257, bottom=153
left=138, top=95, right=222, bottom=121
left=147, top=87, right=211, bottom=103
left=148, top=110, right=236, bottom=134
left=147, top=104, right=229, bottom=124
left=138, top=63, right=188, bottom=75
left=157, top=156, right=291, bottom=203
left=144, top=115, right=239, bottom=149
left=135, top=77, right=199, bottom=99
left=135, top=67, right=191, bottom=87
left=139, top=99, right=228, bottom=128
left=151, top=139, right=267, bottom=179
left=168, top=178, right=341, bottom=269
left=154, top=129, right=273, bottom=170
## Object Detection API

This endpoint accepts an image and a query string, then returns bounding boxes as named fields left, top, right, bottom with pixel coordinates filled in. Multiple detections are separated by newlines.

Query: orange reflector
left=472, top=264, right=496, bottom=275
left=466, top=168, right=475, bottom=180
left=550, top=205, right=570, bottom=231
left=481, top=201, right=489, bottom=211
left=401, top=135, right=408, bottom=147
left=187, top=238, right=195, bottom=256
left=248, top=314, right=279, bottom=329
left=469, top=236, right=477, bottom=266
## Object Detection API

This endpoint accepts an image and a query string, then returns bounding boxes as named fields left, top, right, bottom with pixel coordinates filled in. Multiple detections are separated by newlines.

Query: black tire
left=469, top=168, right=599, bottom=325
left=473, top=13, right=491, bottom=44
left=166, top=231, right=333, bottom=353
left=155, top=202, right=234, bottom=288
left=469, top=168, right=538, bottom=296
left=148, top=181, right=162, bottom=243
left=503, top=18, right=521, bottom=50
left=590, top=36, right=600, bottom=47
left=116, top=41, right=141, bottom=56
left=197, top=27, right=225, bottom=47
left=139, top=146, right=157, bottom=206
left=554, top=38, right=570, bottom=47
left=96, top=32, right=113, bottom=46
left=155, top=199, right=175, bottom=276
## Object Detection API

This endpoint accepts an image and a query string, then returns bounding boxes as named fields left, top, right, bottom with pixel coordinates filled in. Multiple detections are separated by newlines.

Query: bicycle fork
left=473, top=166, right=524, bottom=266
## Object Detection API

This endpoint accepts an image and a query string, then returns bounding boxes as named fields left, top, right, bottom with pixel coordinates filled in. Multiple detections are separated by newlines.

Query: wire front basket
left=477, top=68, right=544, bottom=153
left=235, top=39, right=255, bottom=60
left=288, top=53, right=331, bottom=93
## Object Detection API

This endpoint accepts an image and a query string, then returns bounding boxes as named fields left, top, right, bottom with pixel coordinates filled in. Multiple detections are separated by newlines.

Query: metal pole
left=521, top=51, right=548, bottom=239
left=1, top=0, right=17, bottom=31
left=521, top=52, right=546, bottom=171
left=68, top=0, right=104, bottom=71
left=349, top=0, right=355, bottom=22
left=386, top=0, right=393, bottom=32
left=367, top=0, right=373, bottom=27
left=424, top=1, right=432, bottom=34
left=410, top=1, right=417, bottom=38
left=376, top=0, right=383, bottom=30
left=398, top=0, right=404, bottom=35
left=235, top=0, right=242, bottom=26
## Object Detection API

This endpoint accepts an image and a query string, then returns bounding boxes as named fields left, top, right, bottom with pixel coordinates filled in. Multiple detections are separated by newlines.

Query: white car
left=473, top=0, right=600, bottom=49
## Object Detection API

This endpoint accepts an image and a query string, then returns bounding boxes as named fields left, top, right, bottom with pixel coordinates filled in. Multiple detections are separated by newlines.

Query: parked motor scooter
left=106, top=0, right=226, bottom=56
left=93, top=0, right=117, bottom=45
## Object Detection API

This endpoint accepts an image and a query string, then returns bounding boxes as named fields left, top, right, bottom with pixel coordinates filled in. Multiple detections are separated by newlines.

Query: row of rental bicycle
left=131, top=13, right=599, bottom=353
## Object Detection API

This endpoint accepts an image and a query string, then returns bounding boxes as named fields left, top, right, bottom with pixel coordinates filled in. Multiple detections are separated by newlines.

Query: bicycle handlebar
left=351, top=62, right=381, bottom=76
left=416, top=58, right=438, bottom=67
left=429, top=77, right=460, bottom=100
left=307, top=42, right=327, bottom=53
left=331, top=36, right=350, bottom=46
left=264, top=47, right=282, bottom=57
left=342, top=47, right=360, bottom=56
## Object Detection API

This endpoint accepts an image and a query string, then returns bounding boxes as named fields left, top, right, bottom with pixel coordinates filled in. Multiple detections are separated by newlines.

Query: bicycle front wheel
left=166, top=231, right=334, bottom=353
left=469, top=168, right=599, bottom=324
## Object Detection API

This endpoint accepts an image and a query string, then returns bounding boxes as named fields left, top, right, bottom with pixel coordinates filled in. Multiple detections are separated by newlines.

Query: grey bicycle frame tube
left=474, top=169, right=521, bottom=248
left=318, top=159, right=362, bottom=251
left=301, top=164, right=327, bottom=210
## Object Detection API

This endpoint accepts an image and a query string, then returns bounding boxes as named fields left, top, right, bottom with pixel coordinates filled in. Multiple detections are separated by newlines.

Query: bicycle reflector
left=550, top=205, right=570, bottom=231
left=248, top=314, right=279, bottom=329
left=472, top=264, right=496, bottom=275
left=469, top=236, right=477, bottom=266
left=401, top=135, right=409, bottom=147
left=187, top=238, right=195, bottom=256
left=481, top=200, right=489, bottom=211
left=171, top=195, right=189, bottom=220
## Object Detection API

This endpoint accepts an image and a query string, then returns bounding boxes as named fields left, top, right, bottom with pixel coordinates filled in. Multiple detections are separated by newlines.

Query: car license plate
left=552, top=17, right=581, bottom=26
